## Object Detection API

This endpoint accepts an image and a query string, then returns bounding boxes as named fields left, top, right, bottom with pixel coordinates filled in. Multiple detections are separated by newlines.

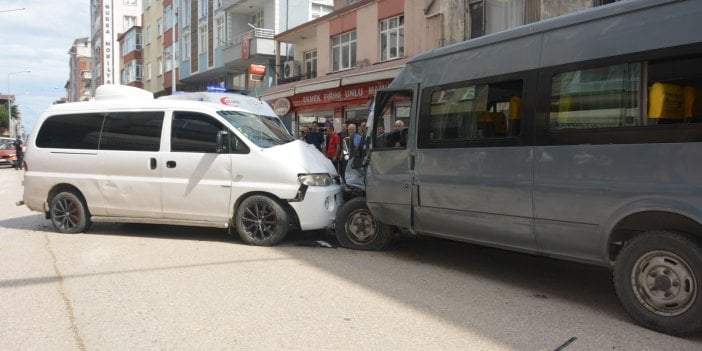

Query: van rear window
left=36, top=113, right=104, bottom=149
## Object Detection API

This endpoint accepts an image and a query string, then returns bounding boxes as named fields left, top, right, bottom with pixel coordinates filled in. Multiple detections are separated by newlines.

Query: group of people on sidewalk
left=302, top=121, right=365, bottom=181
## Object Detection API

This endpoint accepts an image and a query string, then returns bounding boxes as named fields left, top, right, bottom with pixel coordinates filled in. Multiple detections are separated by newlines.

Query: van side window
left=373, top=91, right=412, bottom=149
left=35, top=113, right=104, bottom=149
left=548, top=55, right=702, bottom=131
left=419, top=80, right=522, bottom=147
left=100, top=112, right=163, bottom=151
left=550, top=63, right=642, bottom=129
left=171, top=112, right=225, bottom=153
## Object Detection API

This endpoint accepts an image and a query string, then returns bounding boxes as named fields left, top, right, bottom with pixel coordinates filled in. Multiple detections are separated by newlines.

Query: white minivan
left=21, top=85, right=341, bottom=246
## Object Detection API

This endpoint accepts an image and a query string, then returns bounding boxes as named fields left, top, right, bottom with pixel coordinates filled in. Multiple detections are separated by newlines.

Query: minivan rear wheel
left=234, top=195, right=289, bottom=246
left=49, top=191, right=91, bottom=234
left=613, top=230, right=702, bottom=335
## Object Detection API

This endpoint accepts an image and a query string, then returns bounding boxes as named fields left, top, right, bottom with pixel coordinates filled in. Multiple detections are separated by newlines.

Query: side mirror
left=216, top=130, right=229, bottom=153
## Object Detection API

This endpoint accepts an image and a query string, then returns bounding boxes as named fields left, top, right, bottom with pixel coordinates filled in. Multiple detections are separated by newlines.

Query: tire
left=234, top=195, right=289, bottom=246
left=49, top=191, right=92, bottom=234
left=613, top=230, right=702, bottom=336
left=335, top=197, right=394, bottom=250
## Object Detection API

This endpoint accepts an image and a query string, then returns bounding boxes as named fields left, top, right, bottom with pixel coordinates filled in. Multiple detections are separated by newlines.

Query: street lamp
left=7, top=69, right=30, bottom=139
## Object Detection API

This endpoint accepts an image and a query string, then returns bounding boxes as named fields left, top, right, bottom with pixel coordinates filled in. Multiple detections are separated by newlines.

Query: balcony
left=222, top=28, right=275, bottom=70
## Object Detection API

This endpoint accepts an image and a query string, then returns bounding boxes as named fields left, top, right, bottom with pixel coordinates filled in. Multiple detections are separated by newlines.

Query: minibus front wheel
left=234, top=195, right=289, bottom=246
left=49, top=191, right=92, bottom=234
left=614, top=230, right=702, bottom=336
left=335, top=197, right=393, bottom=251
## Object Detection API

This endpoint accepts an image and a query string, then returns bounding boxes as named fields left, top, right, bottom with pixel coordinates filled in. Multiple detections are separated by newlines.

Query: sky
left=1, top=0, right=90, bottom=135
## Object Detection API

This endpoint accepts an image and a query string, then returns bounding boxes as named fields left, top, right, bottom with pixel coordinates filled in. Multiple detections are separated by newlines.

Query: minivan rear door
left=97, top=111, right=165, bottom=219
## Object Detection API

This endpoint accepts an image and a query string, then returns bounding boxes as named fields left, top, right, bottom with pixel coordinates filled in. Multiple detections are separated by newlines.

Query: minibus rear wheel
left=234, top=195, right=289, bottom=246
left=335, top=197, right=393, bottom=250
left=49, top=191, right=92, bottom=234
left=613, top=230, right=702, bottom=336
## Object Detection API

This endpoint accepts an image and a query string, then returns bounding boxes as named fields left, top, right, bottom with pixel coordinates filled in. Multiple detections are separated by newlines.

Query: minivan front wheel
left=614, top=230, right=702, bottom=335
left=335, top=197, right=394, bottom=250
left=49, top=191, right=91, bottom=234
left=234, top=195, right=289, bottom=246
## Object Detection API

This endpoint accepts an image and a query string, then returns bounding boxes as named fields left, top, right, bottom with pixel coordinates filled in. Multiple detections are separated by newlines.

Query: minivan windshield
left=218, top=110, right=294, bottom=148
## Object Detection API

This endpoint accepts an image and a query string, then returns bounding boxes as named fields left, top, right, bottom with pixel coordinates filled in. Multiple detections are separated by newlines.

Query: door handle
left=150, top=158, right=157, bottom=170
left=166, top=160, right=176, bottom=168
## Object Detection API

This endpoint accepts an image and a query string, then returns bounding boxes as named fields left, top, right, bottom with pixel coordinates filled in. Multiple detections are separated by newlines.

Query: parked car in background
left=0, top=137, right=17, bottom=167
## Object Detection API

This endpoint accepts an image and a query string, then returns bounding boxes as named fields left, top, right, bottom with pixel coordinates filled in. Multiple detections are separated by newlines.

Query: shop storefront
left=269, top=79, right=393, bottom=137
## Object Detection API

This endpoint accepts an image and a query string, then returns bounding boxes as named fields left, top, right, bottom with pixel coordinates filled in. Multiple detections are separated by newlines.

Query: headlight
left=298, top=173, right=333, bottom=186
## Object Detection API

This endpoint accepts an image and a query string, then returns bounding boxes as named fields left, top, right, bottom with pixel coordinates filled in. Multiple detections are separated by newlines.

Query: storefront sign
left=249, top=64, right=266, bottom=76
left=291, top=80, right=392, bottom=108
left=272, top=97, right=292, bottom=116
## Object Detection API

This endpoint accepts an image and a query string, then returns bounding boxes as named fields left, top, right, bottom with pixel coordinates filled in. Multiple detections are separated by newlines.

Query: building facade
left=176, top=0, right=334, bottom=94
left=90, top=0, right=144, bottom=93
left=66, top=38, right=93, bottom=102
left=261, top=0, right=621, bottom=135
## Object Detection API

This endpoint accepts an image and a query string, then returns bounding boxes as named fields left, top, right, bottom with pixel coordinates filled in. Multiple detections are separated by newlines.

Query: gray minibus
left=335, top=0, right=702, bottom=336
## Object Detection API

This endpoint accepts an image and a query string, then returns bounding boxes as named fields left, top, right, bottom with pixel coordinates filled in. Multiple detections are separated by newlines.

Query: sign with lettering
left=249, top=64, right=266, bottom=76
left=291, top=80, right=392, bottom=108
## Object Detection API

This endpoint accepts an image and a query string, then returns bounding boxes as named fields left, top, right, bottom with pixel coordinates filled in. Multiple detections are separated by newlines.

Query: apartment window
left=121, top=28, right=142, bottom=56
left=165, top=4, right=173, bottom=30
left=157, top=56, right=163, bottom=76
left=380, top=15, right=404, bottom=61
left=332, top=31, right=357, bottom=72
left=199, top=24, right=207, bottom=54
left=145, top=25, right=152, bottom=44
left=124, top=16, right=137, bottom=31
left=122, top=60, right=143, bottom=84
left=157, top=17, right=163, bottom=37
left=146, top=62, right=152, bottom=80
left=305, top=50, right=317, bottom=78
left=215, top=16, right=225, bottom=47
left=183, top=32, right=191, bottom=59
left=165, top=47, right=173, bottom=72
left=311, top=3, right=333, bottom=19
left=251, top=9, right=264, bottom=28
left=199, top=0, right=208, bottom=18
left=183, top=0, right=191, bottom=27
left=468, top=1, right=484, bottom=39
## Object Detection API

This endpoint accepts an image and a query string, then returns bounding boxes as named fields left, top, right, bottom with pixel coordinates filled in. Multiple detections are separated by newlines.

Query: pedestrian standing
left=13, top=139, right=24, bottom=170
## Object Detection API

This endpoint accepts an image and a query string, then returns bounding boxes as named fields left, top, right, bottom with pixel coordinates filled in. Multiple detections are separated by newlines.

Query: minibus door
left=365, top=89, right=416, bottom=229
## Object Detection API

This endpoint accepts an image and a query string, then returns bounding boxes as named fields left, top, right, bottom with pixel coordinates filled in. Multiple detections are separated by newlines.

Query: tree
left=0, top=101, right=20, bottom=130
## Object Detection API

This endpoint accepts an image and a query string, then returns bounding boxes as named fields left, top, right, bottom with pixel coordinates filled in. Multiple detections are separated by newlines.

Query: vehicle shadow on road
left=275, top=234, right=702, bottom=346
left=0, top=213, right=335, bottom=246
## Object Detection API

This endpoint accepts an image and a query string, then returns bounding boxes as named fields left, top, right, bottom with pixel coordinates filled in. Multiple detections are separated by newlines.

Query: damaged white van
left=21, top=85, right=341, bottom=246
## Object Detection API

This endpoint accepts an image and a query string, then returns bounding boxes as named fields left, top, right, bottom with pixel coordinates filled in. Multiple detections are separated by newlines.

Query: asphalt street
left=1, top=165, right=701, bottom=350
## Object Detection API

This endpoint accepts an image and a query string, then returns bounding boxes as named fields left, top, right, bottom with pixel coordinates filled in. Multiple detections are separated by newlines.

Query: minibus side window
left=373, top=91, right=412, bottom=150
left=35, top=113, right=104, bottom=150
left=171, top=112, right=227, bottom=153
left=549, top=63, right=642, bottom=129
left=100, top=112, right=163, bottom=151
left=419, top=80, right=522, bottom=147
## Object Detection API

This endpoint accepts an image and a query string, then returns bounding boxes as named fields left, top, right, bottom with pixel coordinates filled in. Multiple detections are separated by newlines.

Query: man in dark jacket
left=13, top=139, right=24, bottom=170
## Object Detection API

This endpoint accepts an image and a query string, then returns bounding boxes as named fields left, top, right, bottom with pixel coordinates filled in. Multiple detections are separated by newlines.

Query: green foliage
left=0, top=102, right=20, bottom=130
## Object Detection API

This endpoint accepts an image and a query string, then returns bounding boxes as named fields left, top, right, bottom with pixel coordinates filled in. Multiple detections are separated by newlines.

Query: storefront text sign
left=291, top=80, right=391, bottom=108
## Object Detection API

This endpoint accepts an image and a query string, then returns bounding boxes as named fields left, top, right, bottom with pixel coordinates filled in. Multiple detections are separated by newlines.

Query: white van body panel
left=23, top=86, right=341, bottom=233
